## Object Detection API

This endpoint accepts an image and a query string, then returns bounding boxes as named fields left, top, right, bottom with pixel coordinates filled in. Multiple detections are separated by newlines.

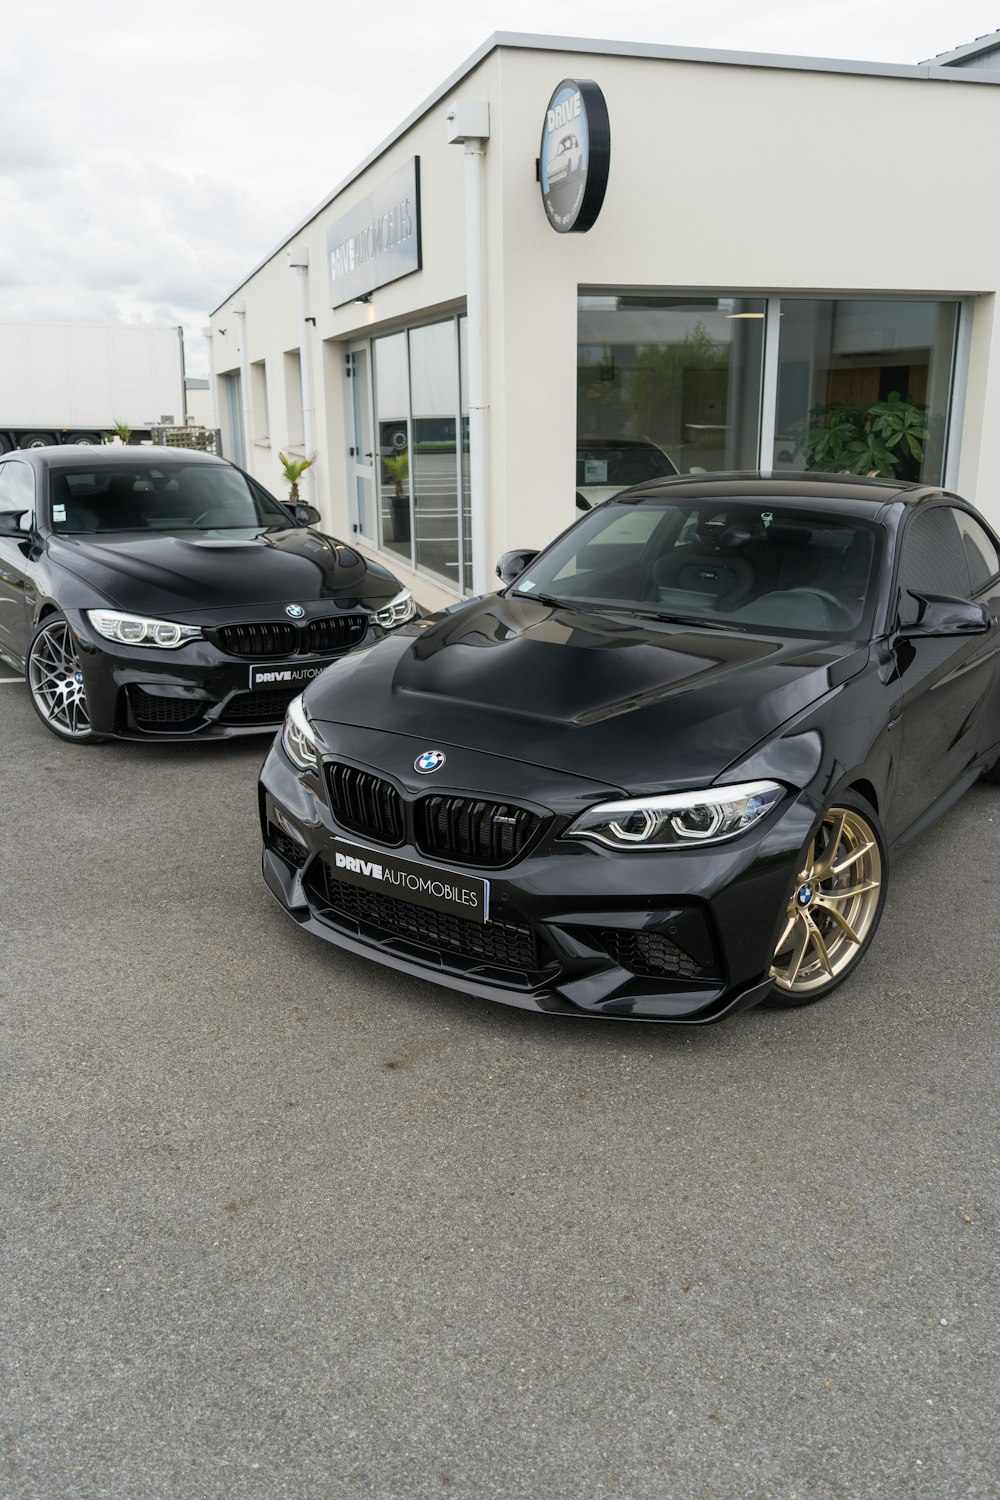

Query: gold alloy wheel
left=770, top=805, right=883, bottom=997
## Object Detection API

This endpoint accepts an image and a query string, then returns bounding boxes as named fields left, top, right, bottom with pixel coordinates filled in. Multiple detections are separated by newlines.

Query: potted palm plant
left=278, top=451, right=316, bottom=506
left=381, top=451, right=410, bottom=543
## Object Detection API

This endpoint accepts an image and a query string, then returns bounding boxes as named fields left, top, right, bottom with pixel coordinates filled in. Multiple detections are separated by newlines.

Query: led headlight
left=567, top=780, right=784, bottom=850
left=280, top=693, right=319, bottom=772
left=87, top=610, right=202, bottom=649
left=371, top=589, right=417, bottom=629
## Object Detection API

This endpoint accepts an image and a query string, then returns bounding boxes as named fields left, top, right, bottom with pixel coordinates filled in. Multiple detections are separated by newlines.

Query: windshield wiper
left=622, top=607, right=743, bottom=631
left=508, top=589, right=599, bottom=611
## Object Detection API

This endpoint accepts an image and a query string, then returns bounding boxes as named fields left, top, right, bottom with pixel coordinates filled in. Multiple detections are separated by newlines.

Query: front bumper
left=70, top=615, right=379, bottom=741
left=258, top=733, right=819, bottom=1023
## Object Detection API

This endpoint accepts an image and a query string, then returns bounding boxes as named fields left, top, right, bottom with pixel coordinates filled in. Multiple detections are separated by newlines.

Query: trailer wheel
left=67, top=433, right=100, bottom=446
left=20, top=432, right=57, bottom=449
left=0, top=434, right=12, bottom=455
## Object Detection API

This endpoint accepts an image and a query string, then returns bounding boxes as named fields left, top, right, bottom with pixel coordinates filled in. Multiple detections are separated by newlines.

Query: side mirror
left=898, top=591, right=992, bottom=638
left=0, top=510, right=30, bottom=537
left=496, top=549, right=539, bottom=587
left=293, top=503, right=322, bottom=526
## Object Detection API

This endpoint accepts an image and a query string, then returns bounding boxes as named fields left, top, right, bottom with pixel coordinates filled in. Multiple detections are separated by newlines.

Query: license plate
left=328, top=838, right=490, bottom=925
left=248, top=660, right=337, bottom=690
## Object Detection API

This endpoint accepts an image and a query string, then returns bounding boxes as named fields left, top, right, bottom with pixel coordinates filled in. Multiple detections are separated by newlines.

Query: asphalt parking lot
left=2, top=678, right=997, bottom=1500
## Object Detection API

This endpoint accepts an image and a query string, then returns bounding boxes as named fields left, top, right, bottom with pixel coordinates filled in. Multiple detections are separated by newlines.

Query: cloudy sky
left=2, top=0, right=997, bottom=376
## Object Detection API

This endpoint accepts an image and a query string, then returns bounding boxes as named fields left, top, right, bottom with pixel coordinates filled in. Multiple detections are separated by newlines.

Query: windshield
left=510, top=498, right=882, bottom=636
left=47, top=463, right=292, bottom=535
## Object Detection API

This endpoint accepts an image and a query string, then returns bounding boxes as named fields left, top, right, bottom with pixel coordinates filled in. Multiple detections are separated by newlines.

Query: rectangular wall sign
left=327, top=158, right=422, bottom=308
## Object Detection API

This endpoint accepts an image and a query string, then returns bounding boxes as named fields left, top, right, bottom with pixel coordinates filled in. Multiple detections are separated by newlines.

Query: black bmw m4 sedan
left=260, top=472, right=1000, bottom=1023
left=0, top=446, right=414, bottom=742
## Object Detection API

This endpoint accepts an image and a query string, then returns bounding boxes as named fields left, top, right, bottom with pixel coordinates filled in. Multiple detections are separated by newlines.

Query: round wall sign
left=539, top=79, right=610, bottom=234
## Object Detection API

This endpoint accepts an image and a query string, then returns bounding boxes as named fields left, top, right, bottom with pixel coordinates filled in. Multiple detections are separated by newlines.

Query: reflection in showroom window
left=774, top=299, right=959, bottom=484
left=577, top=293, right=766, bottom=483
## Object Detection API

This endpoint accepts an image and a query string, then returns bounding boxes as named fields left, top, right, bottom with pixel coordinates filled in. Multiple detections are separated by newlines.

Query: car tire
left=764, top=792, right=887, bottom=1008
left=27, top=613, right=104, bottom=743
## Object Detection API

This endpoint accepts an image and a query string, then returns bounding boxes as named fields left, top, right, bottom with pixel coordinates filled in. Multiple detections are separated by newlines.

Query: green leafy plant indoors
left=278, top=451, right=315, bottom=506
left=794, top=392, right=929, bottom=478
left=382, top=452, right=409, bottom=498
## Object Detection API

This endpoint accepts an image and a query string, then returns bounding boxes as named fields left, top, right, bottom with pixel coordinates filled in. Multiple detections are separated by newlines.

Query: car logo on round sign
left=539, top=78, right=611, bottom=234
left=285, top=604, right=305, bottom=618
left=415, top=750, right=446, bottom=774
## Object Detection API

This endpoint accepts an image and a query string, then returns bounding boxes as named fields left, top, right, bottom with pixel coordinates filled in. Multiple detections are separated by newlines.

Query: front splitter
left=261, top=847, right=774, bottom=1024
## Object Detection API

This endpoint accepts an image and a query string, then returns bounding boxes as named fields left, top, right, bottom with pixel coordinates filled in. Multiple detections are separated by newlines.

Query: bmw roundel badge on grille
left=415, top=750, right=447, bottom=774
left=285, top=603, right=305, bottom=618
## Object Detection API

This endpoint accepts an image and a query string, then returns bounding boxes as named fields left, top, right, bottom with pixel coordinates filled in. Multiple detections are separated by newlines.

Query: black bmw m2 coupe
left=260, top=473, right=1000, bottom=1023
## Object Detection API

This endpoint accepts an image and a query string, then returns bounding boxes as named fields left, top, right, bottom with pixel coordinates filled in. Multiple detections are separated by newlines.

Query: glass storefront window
left=578, top=292, right=963, bottom=498
left=774, top=299, right=959, bottom=484
left=373, top=331, right=411, bottom=567
left=410, top=321, right=461, bottom=588
left=577, top=295, right=767, bottom=495
left=370, top=318, right=470, bottom=592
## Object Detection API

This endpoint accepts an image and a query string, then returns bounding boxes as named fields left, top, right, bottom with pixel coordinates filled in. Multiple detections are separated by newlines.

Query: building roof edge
left=209, top=30, right=1000, bottom=315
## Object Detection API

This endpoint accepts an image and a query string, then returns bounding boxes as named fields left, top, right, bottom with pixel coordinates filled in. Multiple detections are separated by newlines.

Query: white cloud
left=1, top=0, right=997, bottom=376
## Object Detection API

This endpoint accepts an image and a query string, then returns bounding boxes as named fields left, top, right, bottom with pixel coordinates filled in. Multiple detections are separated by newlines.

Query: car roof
left=13, top=445, right=227, bottom=471
left=612, top=469, right=942, bottom=515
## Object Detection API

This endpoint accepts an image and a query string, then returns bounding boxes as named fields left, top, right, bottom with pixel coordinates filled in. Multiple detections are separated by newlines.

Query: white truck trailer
left=0, top=321, right=186, bottom=452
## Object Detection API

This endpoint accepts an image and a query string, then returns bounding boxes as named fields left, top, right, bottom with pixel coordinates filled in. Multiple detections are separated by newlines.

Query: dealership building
left=208, top=30, right=1000, bottom=609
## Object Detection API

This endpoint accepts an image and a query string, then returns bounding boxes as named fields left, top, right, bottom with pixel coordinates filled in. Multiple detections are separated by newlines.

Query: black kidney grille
left=307, top=864, right=539, bottom=972
left=415, top=797, right=540, bottom=867
left=216, top=622, right=298, bottom=657
left=328, top=764, right=405, bottom=845
left=302, top=616, right=368, bottom=653
left=215, top=615, right=367, bottom=659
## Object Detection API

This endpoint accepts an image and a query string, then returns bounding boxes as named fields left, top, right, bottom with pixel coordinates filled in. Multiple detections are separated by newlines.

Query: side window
left=896, top=507, right=970, bottom=624
left=955, top=510, right=1000, bottom=594
left=0, top=460, right=35, bottom=528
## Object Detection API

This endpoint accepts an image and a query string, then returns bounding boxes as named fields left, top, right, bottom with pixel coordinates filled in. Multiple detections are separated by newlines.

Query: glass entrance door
left=346, top=344, right=375, bottom=540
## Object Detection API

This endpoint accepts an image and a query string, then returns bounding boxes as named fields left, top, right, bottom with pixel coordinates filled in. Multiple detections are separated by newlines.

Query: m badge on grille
left=415, top=750, right=446, bottom=774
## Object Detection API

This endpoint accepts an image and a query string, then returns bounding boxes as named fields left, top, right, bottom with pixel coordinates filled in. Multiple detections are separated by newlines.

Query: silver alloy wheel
left=770, top=804, right=883, bottom=998
left=28, top=617, right=95, bottom=739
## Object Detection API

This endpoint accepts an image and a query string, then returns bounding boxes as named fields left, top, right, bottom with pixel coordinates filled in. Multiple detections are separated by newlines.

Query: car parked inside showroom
left=259, top=471, right=1000, bottom=1023
left=0, top=446, right=415, bottom=743
left=575, top=436, right=679, bottom=511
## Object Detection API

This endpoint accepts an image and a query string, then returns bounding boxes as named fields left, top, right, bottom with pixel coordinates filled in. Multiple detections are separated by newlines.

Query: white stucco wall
left=489, top=46, right=1000, bottom=554
left=209, top=37, right=1000, bottom=603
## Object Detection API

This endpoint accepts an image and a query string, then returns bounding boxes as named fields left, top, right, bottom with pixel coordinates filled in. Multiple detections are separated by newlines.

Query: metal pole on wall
left=448, top=102, right=491, bottom=595
left=202, top=324, right=219, bottom=434
left=231, top=300, right=250, bottom=468
left=287, top=248, right=317, bottom=510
